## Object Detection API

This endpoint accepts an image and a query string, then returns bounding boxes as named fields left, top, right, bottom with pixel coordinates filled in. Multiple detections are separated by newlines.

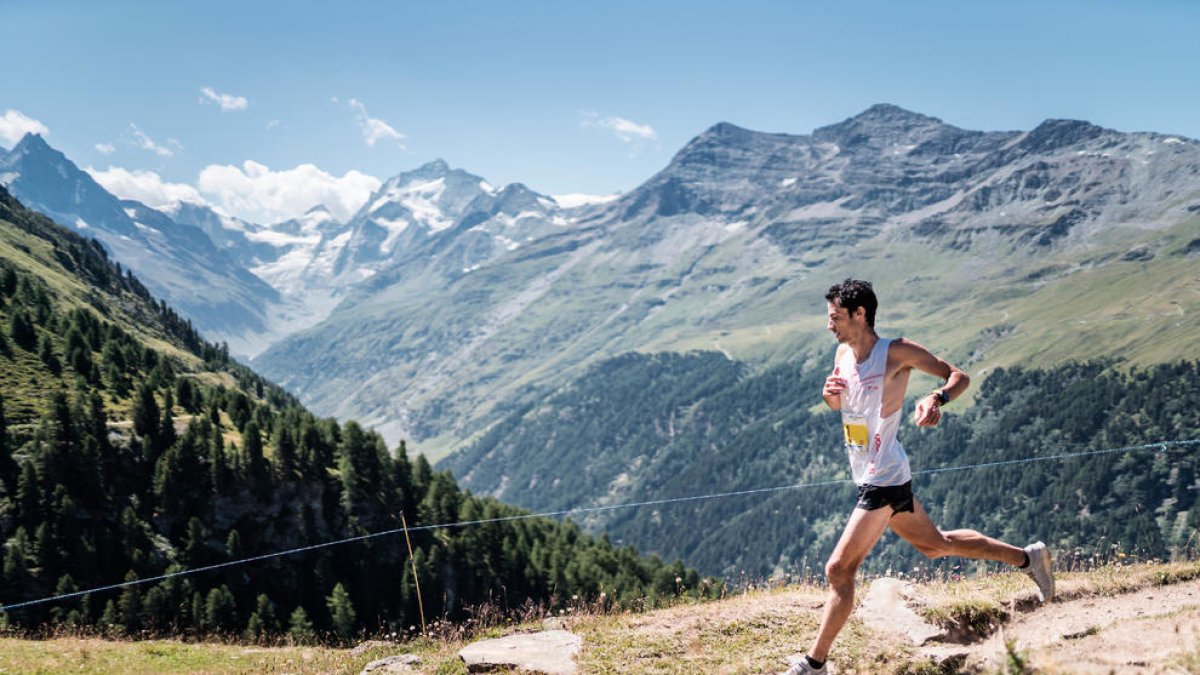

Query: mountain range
left=3, top=103, right=1199, bottom=576
left=5, top=105, right=1199, bottom=452
left=253, top=104, right=1200, bottom=454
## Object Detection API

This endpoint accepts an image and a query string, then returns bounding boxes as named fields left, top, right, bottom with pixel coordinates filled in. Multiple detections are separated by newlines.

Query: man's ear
left=853, top=306, right=866, bottom=322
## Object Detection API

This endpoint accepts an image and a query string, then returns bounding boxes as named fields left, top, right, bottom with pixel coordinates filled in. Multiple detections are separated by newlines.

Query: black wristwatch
left=932, top=389, right=949, bottom=405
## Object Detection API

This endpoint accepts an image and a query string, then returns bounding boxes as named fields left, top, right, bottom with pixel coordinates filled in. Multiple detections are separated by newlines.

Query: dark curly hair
left=825, top=278, right=877, bottom=328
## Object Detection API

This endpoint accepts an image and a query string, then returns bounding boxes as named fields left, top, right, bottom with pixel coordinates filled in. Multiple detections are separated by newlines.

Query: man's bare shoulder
left=886, top=337, right=937, bottom=364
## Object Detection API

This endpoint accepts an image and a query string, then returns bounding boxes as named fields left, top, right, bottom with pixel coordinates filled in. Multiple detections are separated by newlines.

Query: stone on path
left=359, top=653, right=421, bottom=673
left=856, top=577, right=946, bottom=645
left=459, top=629, right=582, bottom=674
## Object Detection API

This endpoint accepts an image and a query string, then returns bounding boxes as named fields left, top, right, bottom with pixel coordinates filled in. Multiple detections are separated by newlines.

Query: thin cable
left=2, top=438, right=1196, bottom=613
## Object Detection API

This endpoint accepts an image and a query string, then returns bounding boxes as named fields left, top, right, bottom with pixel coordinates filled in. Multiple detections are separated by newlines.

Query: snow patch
left=244, top=229, right=319, bottom=247
left=552, top=193, right=619, bottom=208
left=369, top=177, right=454, bottom=232
left=1163, top=137, right=1183, bottom=145
left=75, top=218, right=90, bottom=229
left=133, top=221, right=160, bottom=234
left=780, top=177, right=797, bottom=188
left=123, top=208, right=138, bottom=218
left=494, top=234, right=520, bottom=251
left=218, top=213, right=248, bottom=232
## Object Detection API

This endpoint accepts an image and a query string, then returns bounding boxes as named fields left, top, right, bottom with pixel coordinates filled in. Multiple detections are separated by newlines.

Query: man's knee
left=915, top=531, right=952, bottom=559
left=825, top=557, right=859, bottom=587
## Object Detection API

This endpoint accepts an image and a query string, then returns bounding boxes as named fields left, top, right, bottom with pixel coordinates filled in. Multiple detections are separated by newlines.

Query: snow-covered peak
left=355, top=159, right=496, bottom=232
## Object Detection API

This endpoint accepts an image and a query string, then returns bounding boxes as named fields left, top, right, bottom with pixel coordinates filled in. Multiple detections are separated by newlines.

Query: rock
left=459, top=629, right=581, bottom=674
left=360, top=653, right=421, bottom=673
left=857, top=577, right=946, bottom=645
left=543, top=616, right=569, bottom=630
left=351, top=640, right=396, bottom=655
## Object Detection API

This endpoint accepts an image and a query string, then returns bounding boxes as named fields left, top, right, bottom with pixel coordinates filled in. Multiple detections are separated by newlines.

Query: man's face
left=826, top=301, right=862, bottom=343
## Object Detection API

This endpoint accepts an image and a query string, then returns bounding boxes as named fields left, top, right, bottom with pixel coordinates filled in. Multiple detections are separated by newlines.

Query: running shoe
left=1023, top=541, right=1055, bottom=602
left=779, top=656, right=827, bottom=674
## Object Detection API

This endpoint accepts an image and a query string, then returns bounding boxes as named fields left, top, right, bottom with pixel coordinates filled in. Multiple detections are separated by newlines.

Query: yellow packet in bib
left=842, top=411, right=868, bottom=451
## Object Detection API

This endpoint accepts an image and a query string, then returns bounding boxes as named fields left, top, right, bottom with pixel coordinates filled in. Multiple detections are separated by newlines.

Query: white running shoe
left=1024, top=541, right=1055, bottom=602
left=780, top=656, right=828, bottom=674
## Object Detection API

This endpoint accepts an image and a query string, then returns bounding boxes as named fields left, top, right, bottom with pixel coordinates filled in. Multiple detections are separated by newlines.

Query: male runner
left=782, top=279, right=1054, bottom=675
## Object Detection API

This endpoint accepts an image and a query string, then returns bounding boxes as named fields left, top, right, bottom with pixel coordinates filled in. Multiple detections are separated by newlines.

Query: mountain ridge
left=254, top=104, right=1200, bottom=453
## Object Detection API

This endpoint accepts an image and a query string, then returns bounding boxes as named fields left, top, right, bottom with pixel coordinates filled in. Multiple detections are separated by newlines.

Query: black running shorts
left=855, top=480, right=915, bottom=514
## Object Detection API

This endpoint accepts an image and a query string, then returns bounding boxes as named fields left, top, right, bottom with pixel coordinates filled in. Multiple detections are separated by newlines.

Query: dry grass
left=3, top=560, right=1200, bottom=674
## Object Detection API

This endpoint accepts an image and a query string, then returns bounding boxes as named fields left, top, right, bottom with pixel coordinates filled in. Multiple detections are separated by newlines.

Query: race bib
left=842, top=411, right=868, bottom=452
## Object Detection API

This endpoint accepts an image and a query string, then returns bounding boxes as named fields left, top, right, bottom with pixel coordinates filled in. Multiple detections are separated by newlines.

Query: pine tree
left=190, top=591, right=205, bottom=632
left=0, top=394, right=15, bottom=492
left=326, top=582, right=357, bottom=641
left=204, top=585, right=236, bottom=633
left=242, top=421, right=268, bottom=492
left=2, top=527, right=33, bottom=599
left=132, top=382, right=159, bottom=443
left=99, top=598, right=120, bottom=634
left=182, top=517, right=209, bottom=567
left=16, top=461, right=41, bottom=527
left=273, top=419, right=296, bottom=478
left=117, top=570, right=141, bottom=634
left=9, top=308, right=36, bottom=351
left=288, top=606, right=316, bottom=644
left=225, top=529, right=241, bottom=559
left=65, top=327, right=92, bottom=378
left=245, top=593, right=278, bottom=640
left=39, top=333, right=62, bottom=375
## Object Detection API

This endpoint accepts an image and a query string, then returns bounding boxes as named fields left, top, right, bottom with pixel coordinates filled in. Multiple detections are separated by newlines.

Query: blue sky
left=3, top=0, right=1198, bottom=223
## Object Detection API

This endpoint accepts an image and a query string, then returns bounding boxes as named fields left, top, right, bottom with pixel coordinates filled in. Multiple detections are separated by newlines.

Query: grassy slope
left=4, top=560, right=1197, bottom=674
left=0, top=201, right=206, bottom=427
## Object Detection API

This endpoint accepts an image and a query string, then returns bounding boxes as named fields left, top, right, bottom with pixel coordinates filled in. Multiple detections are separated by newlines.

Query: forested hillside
left=0, top=186, right=705, bottom=641
left=447, top=351, right=1200, bottom=577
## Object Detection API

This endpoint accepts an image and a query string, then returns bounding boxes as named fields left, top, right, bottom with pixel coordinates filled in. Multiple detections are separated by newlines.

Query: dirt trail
left=566, top=567, right=1200, bottom=674
left=962, top=576, right=1200, bottom=673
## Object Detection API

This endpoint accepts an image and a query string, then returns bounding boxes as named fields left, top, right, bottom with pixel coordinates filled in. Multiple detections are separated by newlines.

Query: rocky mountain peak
left=812, top=103, right=947, bottom=148
left=1016, top=118, right=1110, bottom=154
left=9, top=132, right=56, bottom=157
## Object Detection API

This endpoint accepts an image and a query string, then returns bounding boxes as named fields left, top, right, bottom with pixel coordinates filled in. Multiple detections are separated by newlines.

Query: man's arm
left=822, top=344, right=847, bottom=410
left=893, top=338, right=970, bottom=427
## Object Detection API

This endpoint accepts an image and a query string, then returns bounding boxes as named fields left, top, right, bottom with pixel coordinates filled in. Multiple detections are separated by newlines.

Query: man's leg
left=808, top=505, right=893, bottom=662
left=888, top=497, right=1025, bottom=566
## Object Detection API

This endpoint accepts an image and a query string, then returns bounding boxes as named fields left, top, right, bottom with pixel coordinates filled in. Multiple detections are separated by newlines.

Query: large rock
left=360, top=653, right=421, bottom=673
left=459, top=629, right=581, bottom=674
left=856, top=577, right=946, bottom=645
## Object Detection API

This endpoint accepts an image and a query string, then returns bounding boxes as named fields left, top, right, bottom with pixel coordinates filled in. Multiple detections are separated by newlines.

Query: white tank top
left=835, top=337, right=912, bottom=487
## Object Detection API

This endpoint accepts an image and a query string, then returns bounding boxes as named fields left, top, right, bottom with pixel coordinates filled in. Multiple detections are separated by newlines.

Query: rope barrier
left=2, top=438, right=1197, bottom=613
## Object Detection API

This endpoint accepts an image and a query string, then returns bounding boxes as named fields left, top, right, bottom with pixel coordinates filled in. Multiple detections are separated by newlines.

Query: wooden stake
left=400, top=512, right=427, bottom=635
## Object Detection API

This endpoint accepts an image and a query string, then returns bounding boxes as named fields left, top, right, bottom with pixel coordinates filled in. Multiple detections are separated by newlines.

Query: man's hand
left=913, top=394, right=941, bottom=427
left=823, top=375, right=846, bottom=410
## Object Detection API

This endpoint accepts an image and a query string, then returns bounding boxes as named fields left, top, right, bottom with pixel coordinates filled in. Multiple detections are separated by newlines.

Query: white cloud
left=86, top=166, right=206, bottom=211
left=0, top=109, right=50, bottom=145
left=347, top=98, right=405, bottom=148
left=198, top=160, right=381, bottom=223
left=581, top=112, right=658, bottom=143
left=129, top=124, right=176, bottom=157
left=200, top=86, right=249, bottom=112
left=95, top=143, right=116, bottom=155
